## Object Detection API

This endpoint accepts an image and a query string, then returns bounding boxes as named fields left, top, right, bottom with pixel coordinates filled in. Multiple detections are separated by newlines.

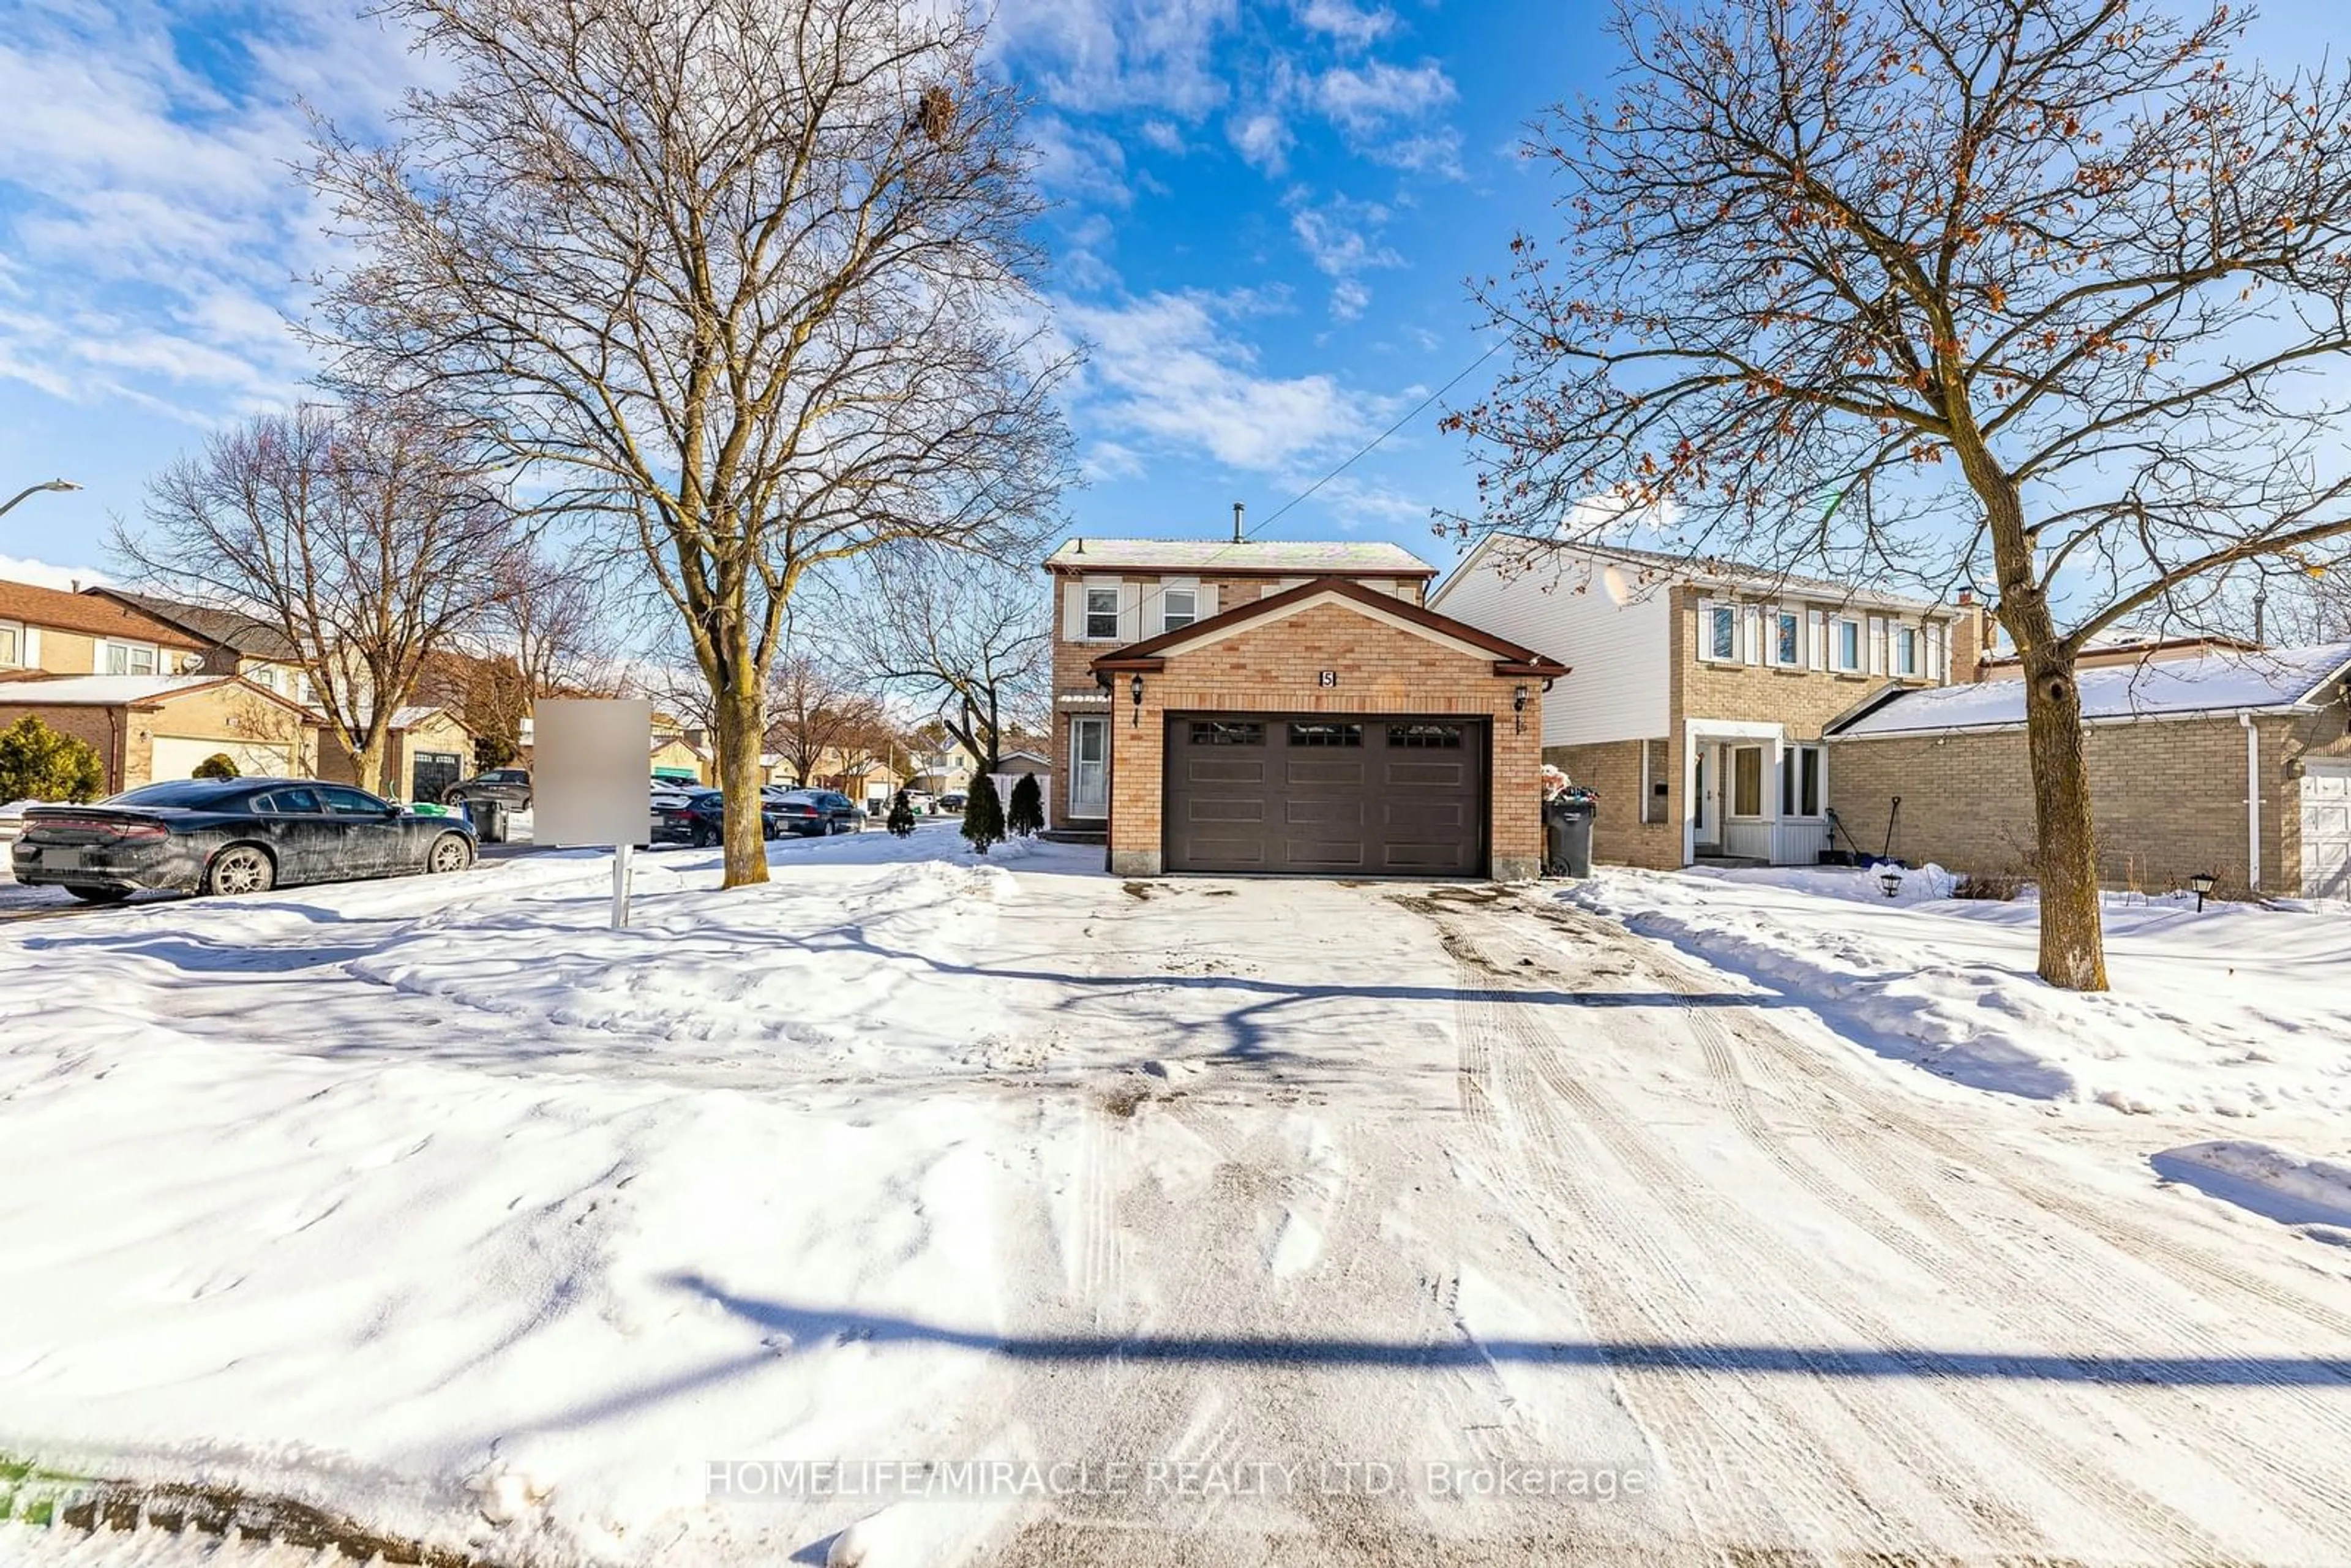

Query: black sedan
left=768, top=789, right=864, bottom=836
left=443, top=767, right=531, bottom=809
left=10, top=779, right=479, bottom=903
left=651, top=789, right=791, bottom=847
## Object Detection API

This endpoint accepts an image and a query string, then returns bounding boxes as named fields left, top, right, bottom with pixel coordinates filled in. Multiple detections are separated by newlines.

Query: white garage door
left=2301, top=760, right=2351, bottom=899
left=151, top=735, right=294, bottom=782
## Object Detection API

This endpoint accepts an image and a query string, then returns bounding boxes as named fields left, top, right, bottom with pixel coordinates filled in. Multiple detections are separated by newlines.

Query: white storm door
left=1070, top=718, right=1109, bottom=817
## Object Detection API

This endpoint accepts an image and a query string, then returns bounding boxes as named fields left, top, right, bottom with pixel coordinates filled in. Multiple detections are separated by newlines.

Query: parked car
left=904, top=790, right=937, bottom=815
left=769, top=789, right=864, bottom=836
left=936, top=791, right=968, bottom=814
left=443, top=767, right=531, bottom=809
left=651, top=789, right=790, bottom=847
left=10, top=779, right=478, bottom=902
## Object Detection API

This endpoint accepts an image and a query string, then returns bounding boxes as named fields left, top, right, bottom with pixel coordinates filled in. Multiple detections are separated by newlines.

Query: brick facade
left=1828, top=702, right=2351, bottom=898
left=0, top=682, right=315, bottom=795
left=1101, top=599, right=1546, bottom=879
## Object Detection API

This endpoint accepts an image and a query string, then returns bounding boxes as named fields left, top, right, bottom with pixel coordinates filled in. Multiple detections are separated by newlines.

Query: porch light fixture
left=1877, top=866, right=1903, bottom=898
left=1512, top=683, right=1529, bottom=734
left=1129, top=672, right=1144, bottom=728
left=2189, top=869, right=2217, bottom=912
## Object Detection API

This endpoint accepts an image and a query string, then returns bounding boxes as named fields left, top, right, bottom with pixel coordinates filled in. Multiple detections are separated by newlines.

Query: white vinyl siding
left=1807, top=609, right=1828, bottom=670
left=1425, top=540, right=1668, bottom=746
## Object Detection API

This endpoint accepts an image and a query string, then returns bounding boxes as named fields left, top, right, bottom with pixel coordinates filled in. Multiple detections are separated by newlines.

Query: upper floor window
left=1161, top=588, right=1197, bottom=633
left=1772, top=610, right=1802, bottom=668
left=102, top=640, right=160, bottom=676
left=0, top=621, right=20, bottom=667
left=1084, top=587, right=1120, bottom=640
left=1703, top=604, right=1738, bottom=661
left=1832, top=617, right=1862, bottom=673
left=1894, top=625, right=1922, bottom=677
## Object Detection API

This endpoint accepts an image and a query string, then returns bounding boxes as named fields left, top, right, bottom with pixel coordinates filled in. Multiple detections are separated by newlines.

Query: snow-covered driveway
left=4, top=833, right=2350, bottom=1566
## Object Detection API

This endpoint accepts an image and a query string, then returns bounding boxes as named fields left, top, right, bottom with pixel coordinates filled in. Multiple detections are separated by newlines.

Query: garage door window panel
left=1387, top=724, right=1463, bottom=748
left=1190, top=722, right=1264, bottom=745
left=1288, top=722, right=1363, bottom=746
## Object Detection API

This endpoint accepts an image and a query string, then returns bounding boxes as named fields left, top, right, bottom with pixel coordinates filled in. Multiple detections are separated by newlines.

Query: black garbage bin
left=1545, top=793, right=1595, bottom=877
left=470, top=798, right=508, bottom=845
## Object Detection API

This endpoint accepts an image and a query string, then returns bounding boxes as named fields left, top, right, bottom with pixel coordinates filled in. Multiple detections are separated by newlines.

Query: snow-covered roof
left=386, top=705, right=446, bottom=732
left=1044, top=538, right=1436, bottom=576
left=1832, top=642, right=2351, bottom=738
left=1438, top=534, right=1945, bottom=613
left=0, top=673, right=222, bottom=707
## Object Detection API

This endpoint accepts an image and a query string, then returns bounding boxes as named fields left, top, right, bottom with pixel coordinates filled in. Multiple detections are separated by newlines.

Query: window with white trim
left=102, top=640, right=160, bottom=676
left=1702, top=604, right=1738, bottom=661
left=1780, top=743, right=1824, bottom=818
left=1083, top=587, right=1120, bottom=640
left=1161, top=587, right=1197, bottom=633
left=1772, top=609, right=1802, bottom=668
left=0, top=620, right=20, bottom=667
left=1832, top=617, right=1862, bottom=673
left=1894, top=625, right=1922, bottom=677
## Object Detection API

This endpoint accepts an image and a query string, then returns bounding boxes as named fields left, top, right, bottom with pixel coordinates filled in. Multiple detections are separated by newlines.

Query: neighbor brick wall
left=1828, top=699, right=2351, bottom=897
left=1106, top=599, right=1544, bottom=878
left=1545, top=739, right=1683, bottom=869
left=0, top=701, right=129, bottom=792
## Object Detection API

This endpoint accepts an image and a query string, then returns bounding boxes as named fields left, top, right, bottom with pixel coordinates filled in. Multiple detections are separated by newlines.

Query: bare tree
left=842, top=546, right=1048, bottom=776
left=307, top=0, right=1074, bottom=887
left=486, top=543, right=626, bottom=700
left=125, top=402, right=520, bottom=795
left=764, top=656, right=885, bottom=787
left=1447, top=0, right=2351, bottom=990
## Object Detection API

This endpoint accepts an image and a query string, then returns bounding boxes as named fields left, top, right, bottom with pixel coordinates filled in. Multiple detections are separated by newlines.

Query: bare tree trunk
left=714, top=666, right=768, bottom=888
left=2018, top=641, right=2107, bottom=990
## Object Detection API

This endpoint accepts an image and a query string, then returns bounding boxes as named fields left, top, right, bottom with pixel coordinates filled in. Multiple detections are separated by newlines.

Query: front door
left=1069, top=718, right=1109, bottom=819
left=2302, top=759, right=2351, bottom=898
left=1692, top=745, right=1720, bottom=852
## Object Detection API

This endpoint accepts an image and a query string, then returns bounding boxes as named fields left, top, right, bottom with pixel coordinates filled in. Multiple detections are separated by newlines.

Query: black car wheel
left=692, top=823, right=718, bottom=848
left=65, top=885, right=132, bottom=905
left=427, top=833, right=474, bottom=874
left=205, top=844, right=276, bottom=897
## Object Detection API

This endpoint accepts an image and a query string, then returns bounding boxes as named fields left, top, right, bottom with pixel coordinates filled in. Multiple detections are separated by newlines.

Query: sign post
left=533, top=698, right=655, bottom=931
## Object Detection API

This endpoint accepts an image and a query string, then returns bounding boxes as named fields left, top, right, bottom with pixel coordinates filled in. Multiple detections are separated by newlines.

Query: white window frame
left=1082, top=587, right=1120, bottom=642
left=100, top=639, right=162, bottom=676
left=1831, top=617, right=1863, bottom=673
left=1700, top=602, right=1739, bottom=662
left=0, top=619, right=21, bottom=667
left=1728, top=743, right=1768, bottom=820
left=1067, top=716, right=1109, bottom=817
left=1893, top=624, right=1922, bottom=677
left=1780, top=743, right=1825, bottom=819
left=1770, top=608, right=1803, bottom=669
left=1160, top=586, right=1198, bottom=633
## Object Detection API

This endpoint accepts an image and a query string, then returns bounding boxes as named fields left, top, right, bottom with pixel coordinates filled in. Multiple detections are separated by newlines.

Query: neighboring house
left=905, top=741, right=978, bottom=796
left=313, top=705, right=477, bottom=803
left=1431, top=538, right=1981, bottom=869
left=650, top=733, right=706, bottom=784
left=1825, top=642, right=2351, bottom=899
left=0, top=578, right=208, bottom=678
left=0, top=674, right=318, bottom=793
left=1047, top=536, right=1565, bottom=879
left=78, top=587, right=313, bottom=700
left=1978, top=628, right=2259, bottom=680
left=1045, top=538, right=1441, bottom=844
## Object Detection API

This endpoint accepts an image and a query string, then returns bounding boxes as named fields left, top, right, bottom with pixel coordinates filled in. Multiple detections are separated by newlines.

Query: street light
left=0, top=479, right=81, bottom=520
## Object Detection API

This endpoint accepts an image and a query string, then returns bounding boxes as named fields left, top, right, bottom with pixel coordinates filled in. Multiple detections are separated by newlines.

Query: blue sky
left=0, top=0, right=2341, bottom=604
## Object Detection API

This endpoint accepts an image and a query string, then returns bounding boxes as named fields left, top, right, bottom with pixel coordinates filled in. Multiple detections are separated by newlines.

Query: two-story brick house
left=1045, top=536, right=1567, bottom=878
left=1431, top=537, right=1981, bottom=868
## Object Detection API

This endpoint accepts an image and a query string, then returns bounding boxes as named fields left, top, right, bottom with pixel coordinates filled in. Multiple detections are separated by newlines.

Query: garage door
left=2302, top=760, right=2351, bottom=898
left=151, top=735, right=294, bottom=782
left=1164, top=715, right=1487, bottom=876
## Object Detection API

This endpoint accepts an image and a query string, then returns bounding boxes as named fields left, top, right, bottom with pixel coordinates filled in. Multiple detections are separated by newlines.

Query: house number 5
left=1318, top=670, right=1338, bottom=688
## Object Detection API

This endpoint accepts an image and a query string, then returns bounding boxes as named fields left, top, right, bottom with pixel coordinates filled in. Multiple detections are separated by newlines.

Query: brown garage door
left=1164, top=715, right=1487, bottom=876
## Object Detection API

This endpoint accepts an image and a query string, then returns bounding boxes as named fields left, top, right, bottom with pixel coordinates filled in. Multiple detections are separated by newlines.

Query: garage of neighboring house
left=0, top=673, right=317, bottom=793
left=1090, top=577, right=1566, bottom=880
left=314, top=705, right=478, bottom=801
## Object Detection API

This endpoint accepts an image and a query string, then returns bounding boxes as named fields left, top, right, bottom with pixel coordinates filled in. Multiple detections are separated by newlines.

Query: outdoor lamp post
left=1129, top=672, right=1144, bottom=729
left=2190, top=871, right=2217, bottom=912
left=1878, top=866, right=1903, bottom=898
left=0, top=478, right=81, bottom=519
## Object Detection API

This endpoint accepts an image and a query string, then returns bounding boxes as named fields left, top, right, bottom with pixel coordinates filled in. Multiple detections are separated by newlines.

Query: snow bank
left=2151, top=1142, right=2351, bottom=1243
left=1564, top=867, right=2351, bottom=1116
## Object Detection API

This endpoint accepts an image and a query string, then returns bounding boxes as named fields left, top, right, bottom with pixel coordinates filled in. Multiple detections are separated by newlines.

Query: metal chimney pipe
left=1232, top=501, right=1245, bottom=542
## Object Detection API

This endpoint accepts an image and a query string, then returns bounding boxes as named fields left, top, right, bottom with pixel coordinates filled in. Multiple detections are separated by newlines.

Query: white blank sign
left=534, top=698, right=653, bottom=847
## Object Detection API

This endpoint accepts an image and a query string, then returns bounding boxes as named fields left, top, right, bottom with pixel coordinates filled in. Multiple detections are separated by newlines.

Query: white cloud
left=0, top=555, right=111, bottom=592
left=1295, top=0, right=1396, bottom=47
left=991, top=0, right=1240, bottom=116
left=1228, top=110, right=1294, bottom=174
left=1329, top=279, right=1372, bottom=321
left=1312, top=59, right=1457, bottom=135
left=1058, top=290, right=1397, bottom=473
left=1026, top=114, right=1133, bottom=207
left=1138, top=118, right=1187, bottom=154
left=1288, top=194, right=1403, bottom=277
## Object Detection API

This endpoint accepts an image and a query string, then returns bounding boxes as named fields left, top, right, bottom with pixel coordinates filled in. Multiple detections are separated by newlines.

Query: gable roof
left=1046, top=538, right=1436, bottom=578
left=1433, top=533, right=1947, bottom=615
left=0, top=579, right=207, bottom=649
left=0, top=672, right=313, bottom=715
left=1828, top=642, right=2351, bottom=738
left=83, top=588, right=301, bottom=661
left=1090, top=576, right=1570, bottom=678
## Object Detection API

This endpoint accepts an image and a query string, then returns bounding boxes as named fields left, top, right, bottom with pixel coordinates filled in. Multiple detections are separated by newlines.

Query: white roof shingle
left=1045, top=538, right=1435, bottom=576
left=1834, top=642, right=2351, bottom=738
left=0, top=674, right=223, bottom=707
